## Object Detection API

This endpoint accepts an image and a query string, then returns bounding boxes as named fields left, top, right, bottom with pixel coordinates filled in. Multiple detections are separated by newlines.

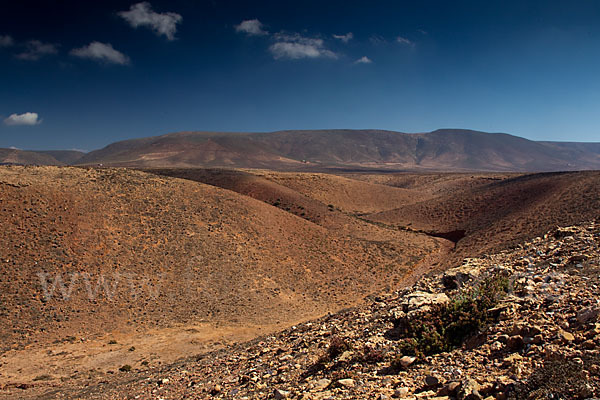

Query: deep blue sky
left=1, top=0, right=600, bottom=150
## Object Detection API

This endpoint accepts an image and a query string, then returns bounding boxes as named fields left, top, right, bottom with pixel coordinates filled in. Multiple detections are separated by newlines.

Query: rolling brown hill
left=0, top=166, right=437, bottom=346
left=2, top=166, right=600, bottom=398
left=366, top=170, right=600, bottom=267
left=0, top=166, right=439, bottom=391
left=147, top=168, right=420, bottom=214
left=148, top=168, right=600, bottom=272
left=76, top=129, right=600, bottom=171
left=144, top=169, right=433, bottom=249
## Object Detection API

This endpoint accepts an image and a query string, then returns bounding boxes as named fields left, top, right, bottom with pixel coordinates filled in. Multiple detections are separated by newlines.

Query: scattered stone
left=273, top=388, right=290, bottom=399
left=507, top=335, right=524, bottom=351
left=337, top=378, right=355, bottom=388
left=559, top=330, right=575, bottom=342
left=425, top=375, right=440, bottom=387
left=393, top=387, right=410, bottom=398
left=577, top=307, right=599, bottom=325
left=458, top=379, right=482, bottom=400
left=209, top=384, right=221, bottom=395
left=404, top=292, right=449, bottom=312
left=314, top=378, right=331, bottom=390
left=447, top=381, right=461, bottom=394
left=338, top=350, right=354, bottom=362
left=398, top=355, right=416, bottom=368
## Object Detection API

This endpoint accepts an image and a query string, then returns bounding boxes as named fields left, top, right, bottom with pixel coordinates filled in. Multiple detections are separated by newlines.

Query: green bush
left=391, top=272, right=510, bottom=362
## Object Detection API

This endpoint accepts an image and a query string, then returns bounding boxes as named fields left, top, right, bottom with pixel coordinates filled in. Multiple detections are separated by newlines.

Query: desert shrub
left=119, top=364, right=132, bottom=372
left=327, top=335, right=351, bottom=359
left=359, top=345, right=385, bottom=364
left=395, top=338, right=418, bottom=357
left=301, top=355, right=327, bottom=380
left=391, top=272, right=510, bottom=360
left=302, top=336, right=352, bottom=380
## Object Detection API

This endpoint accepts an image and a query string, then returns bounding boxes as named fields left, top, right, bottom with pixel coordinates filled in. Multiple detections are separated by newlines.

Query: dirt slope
left=368, top=171, right=600, bottom=267
left=2, top=167, right=600, bottom=398
left=0, top=166, right=437, bottom=377
left=36, top=222, right=600, bottom=400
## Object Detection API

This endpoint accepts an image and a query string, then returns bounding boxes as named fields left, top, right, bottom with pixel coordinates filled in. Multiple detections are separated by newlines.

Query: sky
left=1, top=0, right=600, bottom=151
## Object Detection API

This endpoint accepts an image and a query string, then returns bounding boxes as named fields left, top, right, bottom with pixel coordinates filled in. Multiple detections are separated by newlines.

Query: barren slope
left=37, top=222, right=600, bottom=400
left=0, top=166, right=438, bottom=390
left=368, top=171, right=600, bottom=267
left=2, top=167, right=600, bottom=398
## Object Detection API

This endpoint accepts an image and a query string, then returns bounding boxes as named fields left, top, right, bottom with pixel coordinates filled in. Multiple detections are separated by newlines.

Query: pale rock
left=403, top=291, right=450, bottom=312
left=338, top=350, right=354, bottom=362
left=337, top=378, right=355, bottom=388
left=399, top=355, right=416, bottom=368
left=314, top=378, right=331, bottom=391
left=393, top=387, right=410, bottom=398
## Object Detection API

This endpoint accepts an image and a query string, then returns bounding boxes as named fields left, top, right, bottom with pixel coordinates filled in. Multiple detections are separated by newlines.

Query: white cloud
left=0, top=35, right=14, bottom=47
left=70, top=42, right=130, bottom=65
left=354, top=56, right=372, bottom=64
left=235, top=19, right=268, bottom=36
left=4, top=112, right=41, bottom=126
left=118, top=2, right=182, bottom=40
left=397, top=36, right=415, bottom=46
left=333, top=32, right=353, bottom=43
left=15, top=40, right=58, bottom=60
left=269, top=33, right=337, bottom=60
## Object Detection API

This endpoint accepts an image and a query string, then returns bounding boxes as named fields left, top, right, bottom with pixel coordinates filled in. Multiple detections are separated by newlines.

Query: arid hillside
left=0, top=166, right=440, bottom=389
left=2, top=166, right=600, bottom=399
left=149, top=169, right=600, bottom=272
left=75, top=129, right=600, bottom=171
left=43, top=222, right=600, bottom=400
left=146, top=169, right=421, bottom=242
left=366, top=171, right=600, bottom=267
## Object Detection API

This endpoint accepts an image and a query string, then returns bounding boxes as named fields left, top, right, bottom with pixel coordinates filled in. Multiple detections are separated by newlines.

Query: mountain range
left=3, top=129, right=600, bottom=171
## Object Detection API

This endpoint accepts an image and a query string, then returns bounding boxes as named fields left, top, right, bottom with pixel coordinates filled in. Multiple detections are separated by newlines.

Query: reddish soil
left=0, top=166, right=437, bottom=393
left=1, top=166, right=599, bottom=398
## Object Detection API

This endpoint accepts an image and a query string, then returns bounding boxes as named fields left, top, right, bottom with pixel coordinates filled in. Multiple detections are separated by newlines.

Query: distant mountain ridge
left=0, top=148, right=86, bottom=166
left=5, top=129, right=600, bottom=171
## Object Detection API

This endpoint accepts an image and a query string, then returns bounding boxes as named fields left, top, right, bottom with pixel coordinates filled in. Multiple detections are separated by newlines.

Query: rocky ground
left=15, top=220, right=598, bottom=399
